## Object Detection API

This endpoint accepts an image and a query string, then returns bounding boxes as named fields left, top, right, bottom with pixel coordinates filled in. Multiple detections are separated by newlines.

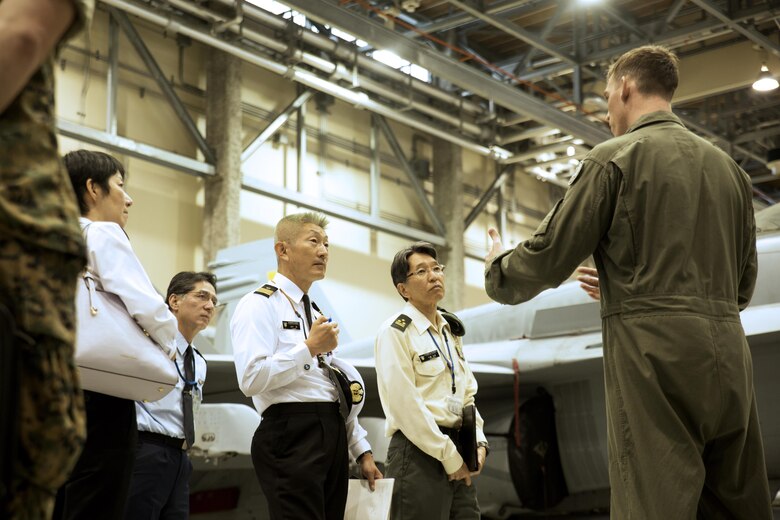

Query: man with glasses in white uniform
left=126, top=271, right=217, bottom=520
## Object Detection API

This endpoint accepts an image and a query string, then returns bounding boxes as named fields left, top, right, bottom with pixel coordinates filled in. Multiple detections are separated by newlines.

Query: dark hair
left=390, top=242, right=438, bottom=297
left=166, top=271, right=218, bottom=308
left=607, top=45, right=679, bottom=101
left=63, top=150, right=126, bottom=215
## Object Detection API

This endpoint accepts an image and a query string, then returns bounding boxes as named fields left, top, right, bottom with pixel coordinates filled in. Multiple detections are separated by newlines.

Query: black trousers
left=53, top=391, right=137, bottom=520
left=252, top=402, right=348, bottom=520
left=125, top=433, right=191, bottom=520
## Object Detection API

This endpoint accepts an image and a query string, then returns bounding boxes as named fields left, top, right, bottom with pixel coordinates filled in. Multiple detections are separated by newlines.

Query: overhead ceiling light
left=566, top=146, right=576, bottom=157
left=577, top=0, right=602, bottom=5
left=752, top=64, right=779, bottom=92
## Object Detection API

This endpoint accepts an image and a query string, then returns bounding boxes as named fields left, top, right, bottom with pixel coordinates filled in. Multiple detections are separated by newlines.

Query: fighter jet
left=190, top=203, right=780, bottom=518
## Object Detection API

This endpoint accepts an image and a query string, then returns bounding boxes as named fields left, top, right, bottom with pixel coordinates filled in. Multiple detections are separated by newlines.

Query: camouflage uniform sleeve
left=60, top=0, right=95, bottom=44
left=484, top=158, right=620, bottom=305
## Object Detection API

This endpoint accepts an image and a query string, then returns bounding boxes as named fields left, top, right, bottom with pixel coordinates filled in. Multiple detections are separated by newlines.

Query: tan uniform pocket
left=414, top=355, right=446, bottom=377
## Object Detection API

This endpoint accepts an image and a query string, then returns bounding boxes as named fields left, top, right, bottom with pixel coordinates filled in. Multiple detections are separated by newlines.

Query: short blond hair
left=607, top=45, right=679, bottom=101
left=274, top=212, right=329, bottom=243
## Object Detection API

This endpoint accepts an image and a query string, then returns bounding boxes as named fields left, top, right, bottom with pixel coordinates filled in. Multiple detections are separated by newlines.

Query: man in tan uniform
left=376, top=242, right=488, bottom=520
left=0, top=1, right=94, bottom=518
left=484, top=45, right=772, bottom=518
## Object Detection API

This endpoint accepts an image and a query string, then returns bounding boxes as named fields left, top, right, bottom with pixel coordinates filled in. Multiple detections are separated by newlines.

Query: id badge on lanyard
left=427, top=329, right=457, bottom=396
left=192, top=383, right=202, bottom=417
left=445, top=395, right=463, bottom=416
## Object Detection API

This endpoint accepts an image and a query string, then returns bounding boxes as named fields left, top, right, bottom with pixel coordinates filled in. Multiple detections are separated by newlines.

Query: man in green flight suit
left=0, top=1, right=94, bottom=518
left=483, top=45, right=772, bottom=519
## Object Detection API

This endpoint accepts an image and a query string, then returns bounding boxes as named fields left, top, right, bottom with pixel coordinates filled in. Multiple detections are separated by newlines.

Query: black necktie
left=302, top=294, right=348, bottom=419
left=182, top=345, right=195, bottom=448
left=301, top=293, right=314, bottom=330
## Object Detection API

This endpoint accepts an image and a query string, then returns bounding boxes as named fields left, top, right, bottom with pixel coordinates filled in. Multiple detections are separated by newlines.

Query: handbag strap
left=82, top=273, right=99, bottom=317
left=81, top=222, right=99, bottom=284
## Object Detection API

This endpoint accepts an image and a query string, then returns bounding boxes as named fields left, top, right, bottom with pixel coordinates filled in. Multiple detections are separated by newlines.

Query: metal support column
left=106, top=13, right=119, bottom=135
left=497, top=179, right=508, bottom=239
left=433, top=137, right=464, bottom=311
left=370, top=115, right=381, bottom=219
left=375, top=116, right=446, bottom=236
left=296, top=99, right=307, bottom=191
left=572, top=9, right=584, bottom=109
left=204, top=49, right=242, bottom=264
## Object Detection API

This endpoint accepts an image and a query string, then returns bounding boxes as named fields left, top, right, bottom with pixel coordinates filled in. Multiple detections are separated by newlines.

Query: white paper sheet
left=345, top=478, right=394, bottom=520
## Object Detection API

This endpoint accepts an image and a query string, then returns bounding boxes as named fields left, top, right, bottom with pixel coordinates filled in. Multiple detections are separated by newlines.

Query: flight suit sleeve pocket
left=528, top=199, right=563, bottom=250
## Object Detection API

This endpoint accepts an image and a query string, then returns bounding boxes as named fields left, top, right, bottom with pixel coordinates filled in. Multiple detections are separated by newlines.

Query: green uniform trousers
left=385, top=431, right=480, bottom=520
left=0, top=239, right=85, bottom=520
left=603, top=313, right=772, bottom=519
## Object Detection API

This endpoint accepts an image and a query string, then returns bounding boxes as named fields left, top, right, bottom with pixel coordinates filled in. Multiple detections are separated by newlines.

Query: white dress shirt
left=231, top=273, right=371, bottom=461
left=374, top=302, right=487, bottom=474
left=80, top=217, right=178, bottom=357
left=135, top=334, right=207, bottom=440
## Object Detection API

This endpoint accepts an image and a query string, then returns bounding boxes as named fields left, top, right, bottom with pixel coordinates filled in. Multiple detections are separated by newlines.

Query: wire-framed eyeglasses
left=186, top=290, right=219, bottom=306
left=406, top=264, right=446, bottom=280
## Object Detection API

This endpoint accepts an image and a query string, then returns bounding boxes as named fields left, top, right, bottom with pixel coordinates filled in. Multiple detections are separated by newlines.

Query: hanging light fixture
left=752, top=64, right=779, bottom=92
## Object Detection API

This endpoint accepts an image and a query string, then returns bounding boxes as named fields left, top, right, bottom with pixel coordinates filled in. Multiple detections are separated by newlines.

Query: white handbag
left=75, top=270, right=178, bottom=402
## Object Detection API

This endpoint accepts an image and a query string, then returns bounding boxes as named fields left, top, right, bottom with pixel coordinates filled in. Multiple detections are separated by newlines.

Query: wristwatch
left=477, top=441, right=490, bottom=457
left=356, top=450, right=373, bottom=463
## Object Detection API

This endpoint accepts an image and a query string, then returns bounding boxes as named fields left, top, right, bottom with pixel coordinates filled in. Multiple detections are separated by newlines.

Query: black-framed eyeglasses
left=185, top=290, right=219, bottom=306
left=406, top=264, right=446, bottom=280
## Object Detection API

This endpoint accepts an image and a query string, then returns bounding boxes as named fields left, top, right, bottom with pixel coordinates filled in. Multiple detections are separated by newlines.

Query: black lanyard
left=427, top=329, right=455, bottom=394
left=174, top=349, right=197, bottom=387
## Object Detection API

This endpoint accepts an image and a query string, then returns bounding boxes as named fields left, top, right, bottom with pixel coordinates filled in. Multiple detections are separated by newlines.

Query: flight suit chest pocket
left=414, top=350, right=446, bottom=377
left=528, top=199, right=563, bottom=250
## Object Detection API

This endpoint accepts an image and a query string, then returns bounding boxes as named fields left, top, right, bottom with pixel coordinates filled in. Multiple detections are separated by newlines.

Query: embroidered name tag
left=419, top=350, right=440, bottom=363
left=282, top=321, right=300, bottom=330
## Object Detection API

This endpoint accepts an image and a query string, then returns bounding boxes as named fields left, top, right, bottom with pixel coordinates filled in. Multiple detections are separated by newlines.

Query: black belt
left=263, top=401, right=340, bottom=418
left=138, top=431, right=186, bottom=450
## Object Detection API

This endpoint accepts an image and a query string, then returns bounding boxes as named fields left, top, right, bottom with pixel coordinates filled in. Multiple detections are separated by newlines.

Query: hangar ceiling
left=81, top=0, right=780, bottom=224
left=281, top=0, right=780, bottom=192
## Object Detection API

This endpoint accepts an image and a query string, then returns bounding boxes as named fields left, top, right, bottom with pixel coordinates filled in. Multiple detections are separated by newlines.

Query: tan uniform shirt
left=375, top=303, right=486, bottom=474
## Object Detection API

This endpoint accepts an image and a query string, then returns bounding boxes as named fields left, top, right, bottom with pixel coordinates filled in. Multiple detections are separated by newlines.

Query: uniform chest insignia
left=254, top=284, right=278, bottom=298
left=282, top=321, right=300, bottom=330
left=455, top=342, right=465, bottom=361
left=419, top=350, right=440, bottom=363
left=349, top=381, right=364, bottom=405
left=391, top=314, right=412, bottom=332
